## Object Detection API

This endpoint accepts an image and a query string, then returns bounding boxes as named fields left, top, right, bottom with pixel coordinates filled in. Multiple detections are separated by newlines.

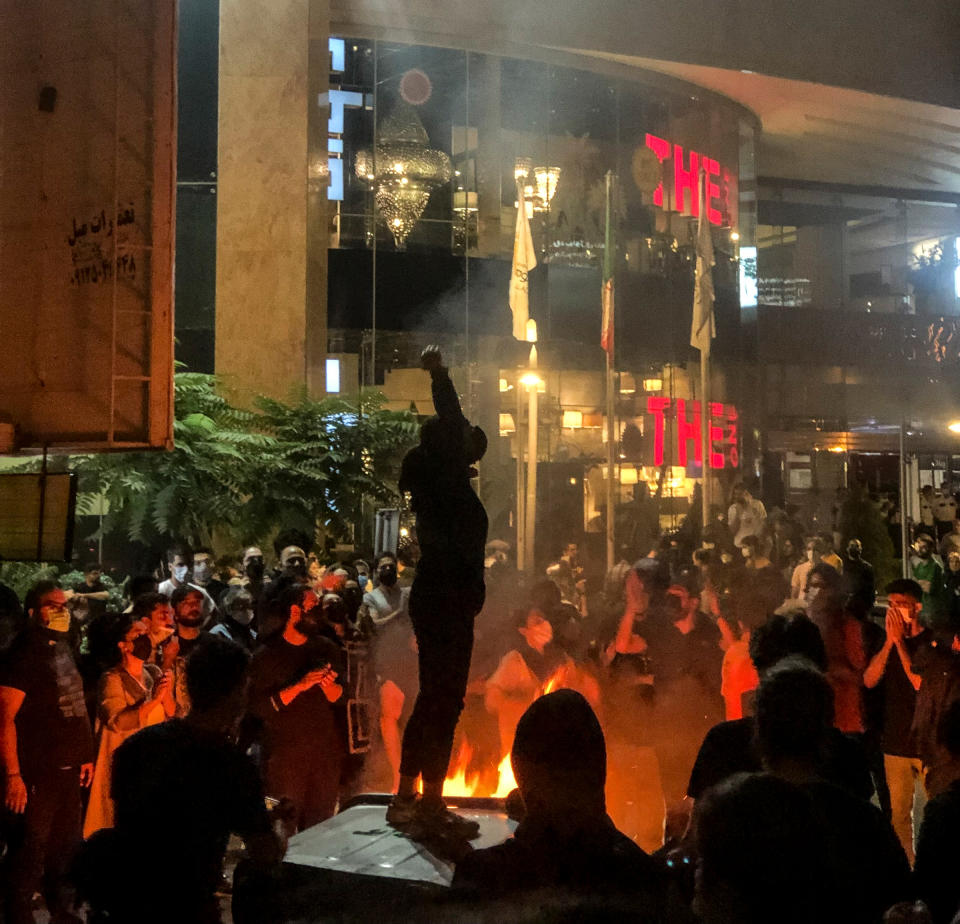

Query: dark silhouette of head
left=755, top=656, right=834, bottom=773
left=749, top=612, right=827, bottom=675
left=184, top=634, right=250, bottom=719
left=511, top=690, right=606, bottom=819
left=694, top=772, right=828, bottom=924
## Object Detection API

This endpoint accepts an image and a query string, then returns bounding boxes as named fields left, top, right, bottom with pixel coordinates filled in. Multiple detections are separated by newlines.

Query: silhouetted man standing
left=387, top=346, right=488, bottom=840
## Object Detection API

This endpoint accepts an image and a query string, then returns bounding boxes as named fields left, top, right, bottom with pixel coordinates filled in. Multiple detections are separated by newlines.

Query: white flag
left=509, top=179, right=538, bottom=340
left=690, top=170, right=716, bottom=355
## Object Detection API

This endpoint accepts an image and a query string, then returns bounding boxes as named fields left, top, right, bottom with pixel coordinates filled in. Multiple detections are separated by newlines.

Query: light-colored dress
left=83, top=663, right=164, bottom=836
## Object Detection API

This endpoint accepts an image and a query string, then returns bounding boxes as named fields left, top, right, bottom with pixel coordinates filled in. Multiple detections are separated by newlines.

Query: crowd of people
left=5, top=469, right=960, bottom=921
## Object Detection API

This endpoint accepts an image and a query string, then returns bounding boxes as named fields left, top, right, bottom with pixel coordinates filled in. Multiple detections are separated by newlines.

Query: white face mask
left=173, top=564, right=189, bottom=583
left=193, top=562, right=211, bottom=583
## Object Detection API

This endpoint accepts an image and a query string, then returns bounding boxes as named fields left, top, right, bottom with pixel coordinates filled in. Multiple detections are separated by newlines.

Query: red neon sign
left=644, top=134, right=730, bottom=226
left=647, top=397, right=739, bottom=469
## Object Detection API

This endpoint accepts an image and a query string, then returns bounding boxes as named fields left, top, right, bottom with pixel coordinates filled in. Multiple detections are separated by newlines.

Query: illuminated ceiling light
left=949, top=421, right=960, bottom=434
left=515, top=156, right=532, bottom=181
left=826, top=445, right=846, bottom=453
left=355, top=103, right=453, bottom=247
left=730, top=231, right=740, bottom=242
left=533, top=166, right=561, bottom=212
left=519, top=372, right=543, bottom=388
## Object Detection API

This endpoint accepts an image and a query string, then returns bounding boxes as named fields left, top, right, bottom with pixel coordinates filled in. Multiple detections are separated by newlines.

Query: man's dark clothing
left=911, top=637, right=960, bottom=773
left=108, top=719, right=271, bottom=922
left=647, top=614, right=723, bottom=803
left=0, top=580, right=22, bottom=653
left=804, top=780, right=911, bottom=924
left=249, top=633, right=345, bottom=830
left=0, top=627, right=94, bottom=924
left=0, top=627, right=94, bottom=779
left=687, top=717, right=874, bottom=801
left=878, top=630, right=930, bottom=758
left=842, top=557, right=876, bottom=613
left=453, top=813, right=667, bottom=916
left=74, top=577, right=109, bottom=622
left=914, top=779, right=960, bottom=924
left=397, top=366, right=487, bottom=785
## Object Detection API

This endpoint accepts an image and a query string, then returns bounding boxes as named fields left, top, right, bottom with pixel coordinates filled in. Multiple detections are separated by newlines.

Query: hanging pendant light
left=355, top=102, right=453, bottom=248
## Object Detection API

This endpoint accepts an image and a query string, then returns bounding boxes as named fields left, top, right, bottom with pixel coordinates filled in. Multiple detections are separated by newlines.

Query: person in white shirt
left=357, top=553, right=410, bottom=630
left=156, top=544, right=217, bottom=624
left=727, top=483, right=767, bottom=549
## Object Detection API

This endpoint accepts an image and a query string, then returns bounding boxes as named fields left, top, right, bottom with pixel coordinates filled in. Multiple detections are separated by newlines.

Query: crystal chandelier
left=533, top=166, right=561, bottom=212
left=355, top=103, right=453, bottom=248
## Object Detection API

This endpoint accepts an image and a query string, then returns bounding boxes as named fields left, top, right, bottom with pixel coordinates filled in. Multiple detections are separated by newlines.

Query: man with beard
left=386, top=346, right=488, bottom=841
left=248, top=583, right=344, bottom=834
left=158, top=544, right=218, bottom=623
left=168, top=585, right=211, bottom=716
left=357, top=552, right=410, bottom=630
left=911, top=533, right=947, bottom=630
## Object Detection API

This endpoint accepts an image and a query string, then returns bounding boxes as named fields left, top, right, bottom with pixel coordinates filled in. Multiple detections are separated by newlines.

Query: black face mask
left=131, top=634, right=153, bottom=661
left=378, top=566, right=398, bottom=587
left=294, top=617, right=320, bottom=637
left=246, top=560, right=265, bottom=580
left=176, top=614, right=203, bottom=629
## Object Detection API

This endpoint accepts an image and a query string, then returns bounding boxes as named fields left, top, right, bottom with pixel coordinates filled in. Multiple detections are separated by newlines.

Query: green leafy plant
left=72, top=373, right=419, bottom=551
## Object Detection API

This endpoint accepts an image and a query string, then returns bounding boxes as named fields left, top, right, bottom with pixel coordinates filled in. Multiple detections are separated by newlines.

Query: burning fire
left=442, top=666, right=568, bottom=799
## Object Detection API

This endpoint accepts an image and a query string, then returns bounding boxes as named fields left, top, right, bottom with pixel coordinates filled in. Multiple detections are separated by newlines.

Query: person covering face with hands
left=83, top=614, right=175, bottom=837
left=0, top=582, right=95, bottom=924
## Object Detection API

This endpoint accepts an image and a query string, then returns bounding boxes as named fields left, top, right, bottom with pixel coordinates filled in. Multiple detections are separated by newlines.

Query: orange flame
left=442, top=665, right=569, bottom=799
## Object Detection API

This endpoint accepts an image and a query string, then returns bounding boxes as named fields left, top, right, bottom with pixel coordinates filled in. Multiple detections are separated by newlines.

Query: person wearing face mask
left=0, top=581, right=95, bottom=924
left=911, top=533, right=947, bottom=630
left=842, top=539, right=876, bottom=615
left=84, top=614, right=174, bottom=836
left=485, top=608, right=567, bottom=758
left=279, top=545, right=309, bottom=582
left=211, top=586, right=258, bottom=652
left=236, top=545, right=268, bottom=596
left=357, top=552, right=410, bottom=631
left=191, top=546, right=229, bottom=608
left=157, top=543, right=218, bottom=624
left=248, top=583, right=344, bottom=834
left=353, top=558, right=371, bottom=591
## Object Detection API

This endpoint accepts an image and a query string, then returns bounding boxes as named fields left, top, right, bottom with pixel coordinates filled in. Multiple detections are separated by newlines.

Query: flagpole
left=605, top=171, right=616, bottom=574
left=700, top=333, right=711, bottom=533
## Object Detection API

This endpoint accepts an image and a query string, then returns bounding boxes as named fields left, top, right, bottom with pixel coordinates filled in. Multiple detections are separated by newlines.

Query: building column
left=216, top=0, right=313, bottom=401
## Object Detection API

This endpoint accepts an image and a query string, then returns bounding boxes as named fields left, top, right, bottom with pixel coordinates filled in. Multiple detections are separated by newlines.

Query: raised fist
left=420, top=345, right=442, bottom=371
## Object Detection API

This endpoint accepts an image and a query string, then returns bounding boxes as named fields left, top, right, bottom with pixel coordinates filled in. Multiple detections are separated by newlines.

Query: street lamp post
left=520, top=321, right=541, bottom=574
